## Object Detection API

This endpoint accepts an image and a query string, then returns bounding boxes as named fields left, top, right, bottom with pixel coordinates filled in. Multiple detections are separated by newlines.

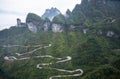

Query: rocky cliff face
left=52, top=23, right=63, bottom=33
left=27, top=22, right=37, bottom=33
left=26, top=12, right=64, bottom=33
left=42, top=7, right=61, bottom=21
left=23, top=0, right=120, bottom=38
left=26, top=13, right=44, bottom=33
left=43, top=22, right=50, bottom=31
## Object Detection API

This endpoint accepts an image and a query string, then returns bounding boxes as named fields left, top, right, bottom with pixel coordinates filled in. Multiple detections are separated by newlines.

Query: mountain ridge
left=42, top=7, right=61, bottom=21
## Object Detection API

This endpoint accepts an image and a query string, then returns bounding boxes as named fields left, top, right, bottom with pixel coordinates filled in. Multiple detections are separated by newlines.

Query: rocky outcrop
left=25, top=13, right=65, bottom=33
left=26, top=13, right=43, bottom=33
left=68, top=25, right=119, bottom=38
left=52, top=24, right=63, bottom=33
left=26, top=17, right=119, bottom=37
left=26, top=13, right=64, bottom=33
left=27, top=22, right=37, bottom=33
left=106, top=31, right=115, bottom=37
left=17, top=18, right=26, bottom=27
left=43, top=22, right=50, bottom=31
left=42, top=7, right=61, bottom=21
left=83, top=28, right=89, bottom=34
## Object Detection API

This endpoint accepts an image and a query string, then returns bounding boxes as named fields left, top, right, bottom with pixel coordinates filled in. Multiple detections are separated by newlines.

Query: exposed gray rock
left=106, top=31, right=115, bottom=37
left=52, top=24, right=63, bottom=33
left=26, top=13, right=43, bottom=33
left=17, top=18, right=26, bottom=27
left=42, top=7, right=61, bottom=21
left=17, top=18, right=21, bottom=26
left=43, top=22, right=50, bottom=31
left=27, top=22, right=37, bottom=33
left=65, top=13, right=69, bottom=19
left=83, top=28, right=89, bottom=34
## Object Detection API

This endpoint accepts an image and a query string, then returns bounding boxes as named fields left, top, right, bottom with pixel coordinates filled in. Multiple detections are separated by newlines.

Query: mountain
left=42, top=7, right=61, bottom=21
left=0, top=0, right=120, bottom=79
left=25, top=13, right=63, bottom=33
left=71, top=0, right=120, bottom=25
left=65, top=0, right=120, bottom=38
left=26, top=13, right=44, bottom=33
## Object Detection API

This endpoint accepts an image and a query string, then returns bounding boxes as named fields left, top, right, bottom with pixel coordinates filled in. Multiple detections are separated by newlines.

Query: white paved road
left=3, top=44, right=83, bottom=79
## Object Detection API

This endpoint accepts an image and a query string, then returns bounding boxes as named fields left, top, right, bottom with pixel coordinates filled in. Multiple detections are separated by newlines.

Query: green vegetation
left=26, top=13, right=43, bottom=23
left=0, top=28, right=120, bottom=79
left=82, top=65, right=120, bottom=79
left=52, top=14, right=65, bottom=24
left=0, top=0, right=120, bottom=79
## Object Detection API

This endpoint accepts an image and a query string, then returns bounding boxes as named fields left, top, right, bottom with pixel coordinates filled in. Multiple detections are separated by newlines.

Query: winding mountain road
left=36, top=55, right=83, bottom=79
left=3, top=44, right=83, bottom=79
left=49, top=69, right=83, bottom=79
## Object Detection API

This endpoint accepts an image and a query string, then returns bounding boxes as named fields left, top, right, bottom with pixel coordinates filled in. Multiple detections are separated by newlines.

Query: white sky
left=0, top=0, right=81, bottom=30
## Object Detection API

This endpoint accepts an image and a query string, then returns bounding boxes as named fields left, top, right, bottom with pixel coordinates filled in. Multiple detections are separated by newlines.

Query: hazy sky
left=0, top=0, right=81, bottom=30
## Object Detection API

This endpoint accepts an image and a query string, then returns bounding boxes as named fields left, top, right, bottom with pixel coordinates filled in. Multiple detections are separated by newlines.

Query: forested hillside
left=0, top=0, right=120, bottom=79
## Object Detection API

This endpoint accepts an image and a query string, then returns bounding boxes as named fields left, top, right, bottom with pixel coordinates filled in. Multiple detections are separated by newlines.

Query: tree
left=82, top=65, right=120, bottom=79
left=52, top=14, right=65, bottom=24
